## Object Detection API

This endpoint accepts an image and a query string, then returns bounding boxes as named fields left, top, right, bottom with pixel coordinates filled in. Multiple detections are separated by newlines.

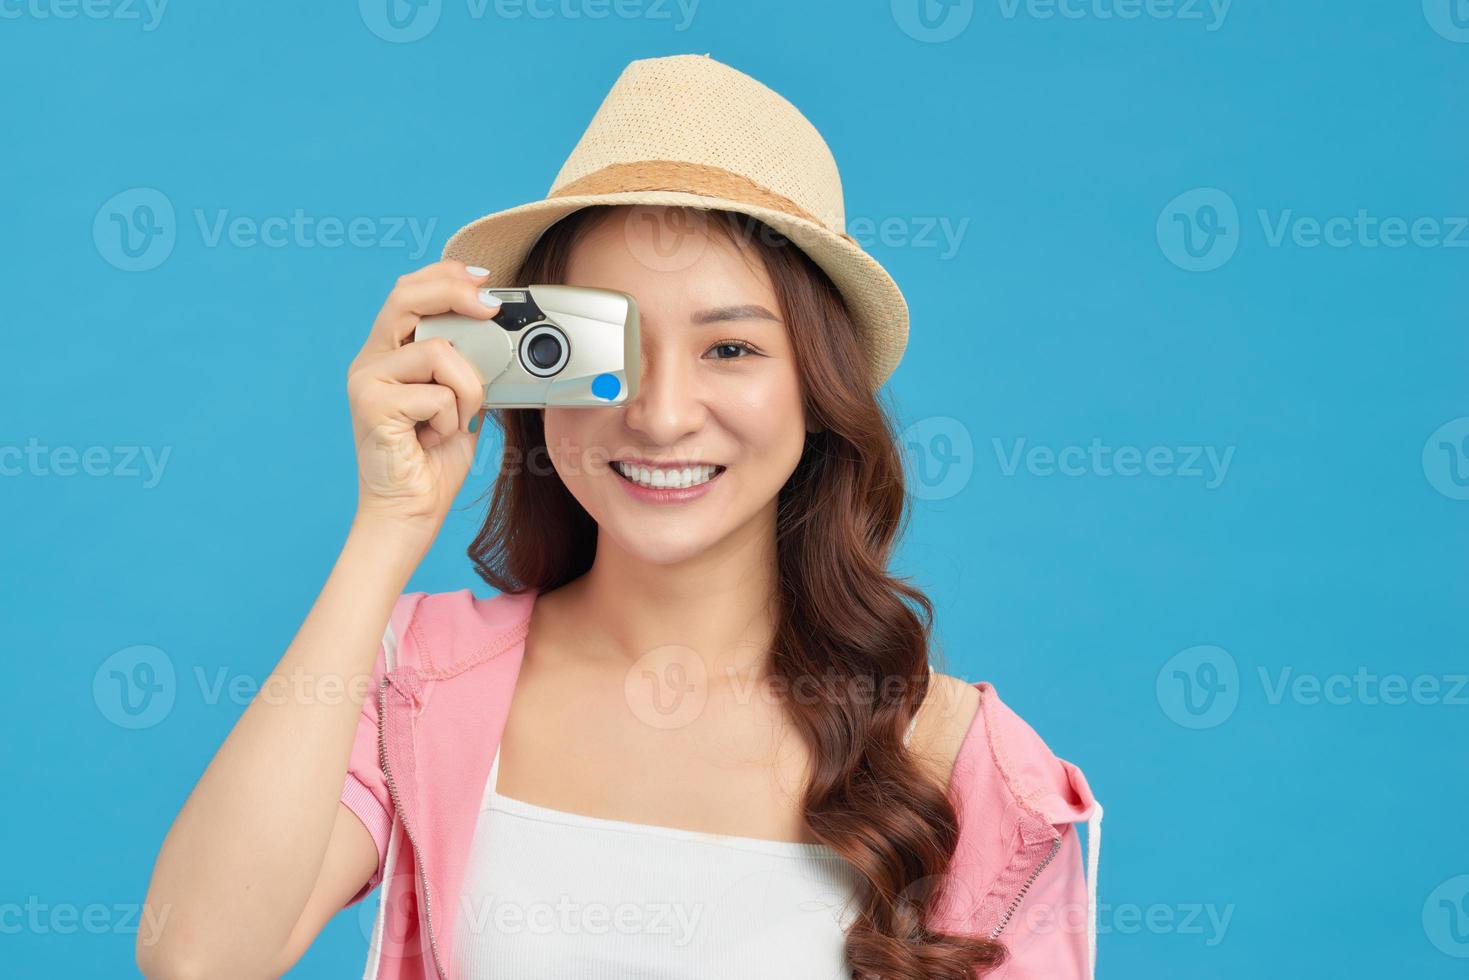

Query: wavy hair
left=468, top=205, right=1007, bottom=978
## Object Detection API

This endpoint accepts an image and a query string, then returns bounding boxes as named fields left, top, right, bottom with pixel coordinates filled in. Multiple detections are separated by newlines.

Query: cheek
left=720, top=375, right=807, bottom=460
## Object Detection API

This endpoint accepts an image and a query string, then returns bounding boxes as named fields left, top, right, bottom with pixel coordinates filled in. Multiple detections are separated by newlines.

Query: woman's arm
left=136, top=519, right=427, bottom=980
left=137, top=261, right=499, bottom=978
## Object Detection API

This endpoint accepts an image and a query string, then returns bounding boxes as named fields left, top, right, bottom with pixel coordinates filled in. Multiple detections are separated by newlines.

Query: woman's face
left=541, top=208, right=809, bottom=566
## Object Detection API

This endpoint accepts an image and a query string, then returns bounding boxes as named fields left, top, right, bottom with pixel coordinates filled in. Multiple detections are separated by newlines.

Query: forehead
left=562, top=209, right=779, bottom=317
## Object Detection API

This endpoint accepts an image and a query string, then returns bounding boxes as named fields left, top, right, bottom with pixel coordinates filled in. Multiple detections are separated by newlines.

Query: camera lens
left=518, top=323, right=570, bottom=377
left=527, top=333, right=561, bottom=369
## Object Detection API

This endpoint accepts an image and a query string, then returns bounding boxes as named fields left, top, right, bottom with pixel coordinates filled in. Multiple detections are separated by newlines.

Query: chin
left=596, top=516, right=724, bottom=566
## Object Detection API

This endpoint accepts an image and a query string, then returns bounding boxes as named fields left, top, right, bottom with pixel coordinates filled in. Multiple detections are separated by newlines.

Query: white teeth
left=613, top=461, right=719, bottom=490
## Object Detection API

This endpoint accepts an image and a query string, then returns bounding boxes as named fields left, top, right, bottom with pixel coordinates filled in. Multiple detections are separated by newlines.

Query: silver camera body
left=414, top=284, right=640, bottom=407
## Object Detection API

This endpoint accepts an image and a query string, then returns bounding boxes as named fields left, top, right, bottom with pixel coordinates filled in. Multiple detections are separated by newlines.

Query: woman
left=138, top=55, right=1099, bottom=980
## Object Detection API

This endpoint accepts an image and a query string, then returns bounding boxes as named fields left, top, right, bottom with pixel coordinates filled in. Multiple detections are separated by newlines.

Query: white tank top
left=452, top=745, right=862, bottom=978
left=452, top=698, right=928, bottom=978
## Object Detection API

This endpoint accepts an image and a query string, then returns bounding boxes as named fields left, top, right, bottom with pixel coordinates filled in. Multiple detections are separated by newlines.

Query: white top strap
left=1085, top=800, right=1103, bottom=979
left=903, top=664, right=935, bottom=747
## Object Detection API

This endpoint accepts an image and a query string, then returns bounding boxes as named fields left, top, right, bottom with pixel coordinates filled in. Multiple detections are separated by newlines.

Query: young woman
left=138, top=55, right=1099, bottom=980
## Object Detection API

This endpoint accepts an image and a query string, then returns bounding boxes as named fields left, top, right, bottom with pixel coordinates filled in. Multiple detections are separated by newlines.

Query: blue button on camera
left=591, top=372, right=621, bottom=400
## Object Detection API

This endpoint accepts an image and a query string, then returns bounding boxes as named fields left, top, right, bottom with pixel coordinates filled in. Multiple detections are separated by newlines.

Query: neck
left=559, top=504, right=782, bottom=682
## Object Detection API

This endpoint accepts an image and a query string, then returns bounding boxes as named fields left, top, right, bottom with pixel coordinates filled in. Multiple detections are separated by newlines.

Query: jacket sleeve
left=946, top=684, right=1102, bottom=980
left=989, top=813, right=1097, bottom=980
left=337, top=592, right=423, bottom=908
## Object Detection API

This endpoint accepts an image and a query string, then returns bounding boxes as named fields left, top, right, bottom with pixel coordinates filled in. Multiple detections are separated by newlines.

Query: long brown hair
left=469, top=205, right=1007, bottom=978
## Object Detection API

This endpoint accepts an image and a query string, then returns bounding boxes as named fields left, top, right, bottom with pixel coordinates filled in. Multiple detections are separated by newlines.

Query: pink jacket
left=337, top=588, right=1103, bottom=979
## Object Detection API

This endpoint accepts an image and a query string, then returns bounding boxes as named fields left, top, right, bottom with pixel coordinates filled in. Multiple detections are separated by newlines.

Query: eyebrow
left=689, top=304, right=781, bottom=325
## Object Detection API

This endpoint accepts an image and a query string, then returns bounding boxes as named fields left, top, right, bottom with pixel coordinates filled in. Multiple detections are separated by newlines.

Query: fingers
left=353, top=336, right=486, bottom=434
left=393, top=383, right=463, bottom=442
left=397, top=258, right=491, bottom=286
left=364, top=262, right=502, bottom=353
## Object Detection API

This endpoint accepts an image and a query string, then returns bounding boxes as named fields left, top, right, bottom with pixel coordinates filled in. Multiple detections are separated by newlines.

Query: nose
left=620, top=346, right=706, bottom=446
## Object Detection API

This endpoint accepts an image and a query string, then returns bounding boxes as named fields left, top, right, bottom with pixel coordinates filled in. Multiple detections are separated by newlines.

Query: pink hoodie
left=338, top=589, right=1102, bottom=979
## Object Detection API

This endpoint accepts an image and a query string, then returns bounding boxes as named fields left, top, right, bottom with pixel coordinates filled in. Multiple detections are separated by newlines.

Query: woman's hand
left=347, top=259, right=502, bottom=535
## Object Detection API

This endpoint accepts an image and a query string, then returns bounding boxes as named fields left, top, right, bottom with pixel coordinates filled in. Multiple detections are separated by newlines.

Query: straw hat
left=441, top=53, right=908, bottom=391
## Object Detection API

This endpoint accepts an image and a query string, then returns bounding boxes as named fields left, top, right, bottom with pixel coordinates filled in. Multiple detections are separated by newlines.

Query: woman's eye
left=706, top=340, right=757, bottom=360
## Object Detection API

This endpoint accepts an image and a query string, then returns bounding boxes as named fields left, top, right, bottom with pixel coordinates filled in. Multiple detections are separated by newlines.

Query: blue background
left=3, top=1, right=1466, bottom=976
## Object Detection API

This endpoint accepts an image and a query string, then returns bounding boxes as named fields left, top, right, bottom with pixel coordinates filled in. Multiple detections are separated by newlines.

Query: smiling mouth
left=610, top=460, right=726, bottom=490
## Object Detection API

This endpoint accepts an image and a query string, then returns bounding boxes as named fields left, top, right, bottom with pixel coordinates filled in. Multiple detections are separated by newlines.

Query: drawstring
left=1085, top=800, right=1103, bottom=979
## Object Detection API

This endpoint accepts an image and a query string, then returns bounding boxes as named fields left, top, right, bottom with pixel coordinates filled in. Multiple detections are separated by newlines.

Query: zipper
left=988, top=835, right=1062, bottom=940
left=377, top=676, right=449, bottom=980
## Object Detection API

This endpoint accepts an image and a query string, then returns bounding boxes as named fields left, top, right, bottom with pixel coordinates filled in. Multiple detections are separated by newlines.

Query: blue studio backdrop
left=3, top=2, right=1466, bottom=977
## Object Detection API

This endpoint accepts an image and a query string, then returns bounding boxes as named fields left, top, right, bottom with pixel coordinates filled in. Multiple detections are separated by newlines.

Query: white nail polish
left=478, top=288, right=502, bottom=310
left=466, top=265, right=490, bottom=277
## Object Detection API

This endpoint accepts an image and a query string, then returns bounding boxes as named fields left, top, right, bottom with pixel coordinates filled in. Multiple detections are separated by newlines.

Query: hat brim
left=440, top=191, right=907, bottom=390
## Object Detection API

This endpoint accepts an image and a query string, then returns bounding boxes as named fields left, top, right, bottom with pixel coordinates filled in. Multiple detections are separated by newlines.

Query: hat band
left=548, top=160, right=856, bottom=244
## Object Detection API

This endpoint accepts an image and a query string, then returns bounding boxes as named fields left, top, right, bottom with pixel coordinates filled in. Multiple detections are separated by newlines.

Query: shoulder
left=946, top=680, right=1096, bottom=829
left=907, top=672, right=983, bottom=788
left=381, top=587, right=538, bottom=675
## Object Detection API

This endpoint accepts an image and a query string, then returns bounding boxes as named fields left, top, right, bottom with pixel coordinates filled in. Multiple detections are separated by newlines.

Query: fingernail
left=478, top=288, right=502, bottom=312
left=466, top=265, right=490, bottom=277
left=468, top=411, right=482, bottom=434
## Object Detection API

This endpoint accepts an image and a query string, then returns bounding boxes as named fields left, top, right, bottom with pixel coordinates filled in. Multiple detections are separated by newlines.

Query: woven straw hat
left=441, top=53, right=908, bottom=390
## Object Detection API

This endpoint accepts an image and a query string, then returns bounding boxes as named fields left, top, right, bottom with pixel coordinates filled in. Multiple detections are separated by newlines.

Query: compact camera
left=414, top=284, right=640, bottom=407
